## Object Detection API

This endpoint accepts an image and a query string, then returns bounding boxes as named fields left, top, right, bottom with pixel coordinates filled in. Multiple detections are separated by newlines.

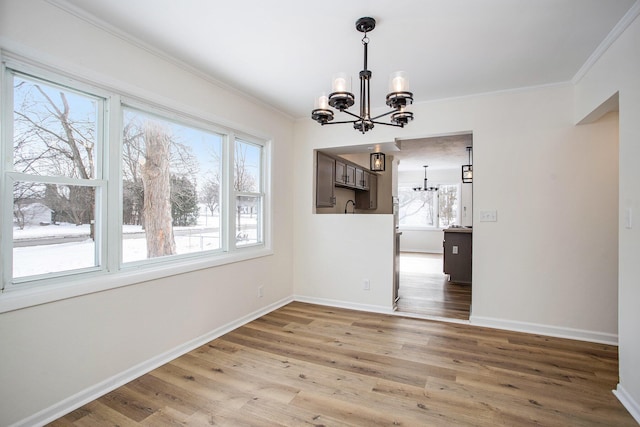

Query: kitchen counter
left=443, top=228, right=472, bottom=284
left=444, top=227, right=472, bottom=233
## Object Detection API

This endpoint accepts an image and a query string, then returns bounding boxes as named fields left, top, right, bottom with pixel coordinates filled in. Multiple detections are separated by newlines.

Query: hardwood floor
left=397, top=252, right=472, bottom=320
left=50, top=302, right=634, bottom=426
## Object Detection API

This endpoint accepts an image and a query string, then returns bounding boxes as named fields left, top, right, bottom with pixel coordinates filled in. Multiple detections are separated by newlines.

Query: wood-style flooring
left=50, top=302, right=635, bottom=426
left=397, top=252, right=472, bottom=320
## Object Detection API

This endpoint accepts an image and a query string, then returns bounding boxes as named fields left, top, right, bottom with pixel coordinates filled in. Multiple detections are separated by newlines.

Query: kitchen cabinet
left=316, top=150, right=379, bottom=210
left=443, top=228, right=472, bottom=284
left=316, top=151, right=336, bottom=207
left=355, top=167, right=369, bottom=190
left=355, top=173, right=377, bottom=210
left=335, top=160, right=359, bottom=188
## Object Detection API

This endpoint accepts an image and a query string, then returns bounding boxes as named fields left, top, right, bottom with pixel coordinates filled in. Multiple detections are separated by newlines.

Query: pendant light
left=462, top=146, right=473, bottom=183
left=413, top=165, right=438, bottom=192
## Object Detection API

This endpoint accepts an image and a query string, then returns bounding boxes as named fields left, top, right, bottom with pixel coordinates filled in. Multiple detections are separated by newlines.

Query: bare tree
left=234, top=143, right=257, bottom=231
left=141, top=122, right=176, bottom=258
left=13, top=79, right=95, bottom=226
left=200, top=176, right=220, bottom=216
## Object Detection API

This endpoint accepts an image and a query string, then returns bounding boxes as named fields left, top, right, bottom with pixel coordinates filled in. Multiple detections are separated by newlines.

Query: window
left=121, top=107, right=224, bottom=264
left=1, top=60, right=270, bottom=296
left=8, top=72, right=106, bottom=281
left=398, top=184, right=459, bottom=228
left=234, top=139, right=264, bottom=247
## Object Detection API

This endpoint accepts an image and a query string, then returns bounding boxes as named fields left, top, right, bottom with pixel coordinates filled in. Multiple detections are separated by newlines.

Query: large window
left=121, top=107, right=224, bottom=264
left=398, top=184, right=459, bottom=228
left=1, top=61, right=269, bottom=295
left=8, top=73, right=105, bottom=281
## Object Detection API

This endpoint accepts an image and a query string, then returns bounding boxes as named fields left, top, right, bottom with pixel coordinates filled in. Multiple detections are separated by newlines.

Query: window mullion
left=226, top=132, right=236, bottom=251
left=106, top=95, right=121, bottom=272
left=1, top=63, right=14, bottom=290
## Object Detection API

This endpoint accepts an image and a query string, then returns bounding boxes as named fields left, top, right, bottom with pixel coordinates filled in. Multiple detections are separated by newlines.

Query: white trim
left=613, top=384, right=640, bottom=425
left=293, top=295, right=393, bottom=315
left=0, top=248, right=274, bottom=313
left=8, top=296, right=293, bottom=427
left=470, top=314, right=618, bottom=345
left=572, top=0, right=640, bottom=84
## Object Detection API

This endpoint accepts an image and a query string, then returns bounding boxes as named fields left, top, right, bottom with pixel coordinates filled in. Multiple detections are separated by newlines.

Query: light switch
left=625, top=207, right=633, bottom=229
left=452, top=246, right=458, bottom=254
left=480, top=210, right=498, bottom=222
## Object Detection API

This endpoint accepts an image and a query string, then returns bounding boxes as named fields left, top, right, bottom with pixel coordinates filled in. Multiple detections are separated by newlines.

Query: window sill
left=0, top=247, right=273, bottom=314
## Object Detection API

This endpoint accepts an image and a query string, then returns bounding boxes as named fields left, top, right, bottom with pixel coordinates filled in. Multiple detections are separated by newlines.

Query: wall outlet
left=258, top=285, right=264, bottom=298
left=363, top=279, right=370, bottom=291
left=452, top=245, right=458, bottom=254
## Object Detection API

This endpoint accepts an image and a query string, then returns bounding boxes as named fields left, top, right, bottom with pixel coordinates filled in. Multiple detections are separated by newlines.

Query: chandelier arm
left=369, top=109, right=397, bottom=121
left=370, top=120, right=404, bottom=128
left=321, top=119, right=359, bottom=125
left=340, top=109, right=365, bottom=120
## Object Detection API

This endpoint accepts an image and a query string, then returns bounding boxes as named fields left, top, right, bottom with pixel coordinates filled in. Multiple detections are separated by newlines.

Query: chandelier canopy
left=311, top=17, right=414, bottom=134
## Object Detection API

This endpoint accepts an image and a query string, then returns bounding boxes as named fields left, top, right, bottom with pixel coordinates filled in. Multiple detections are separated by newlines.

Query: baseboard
left=613, top=384, right=640, bottom=424
left=293, top=295, right=394, bottom=315
left=11, top=296, right=293, bottom=427
left=470, top=315, right=618, bottom=345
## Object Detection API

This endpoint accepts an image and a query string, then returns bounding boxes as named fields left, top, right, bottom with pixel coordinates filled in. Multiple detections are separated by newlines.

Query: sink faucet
left=344, top=199, right=355, bottom=214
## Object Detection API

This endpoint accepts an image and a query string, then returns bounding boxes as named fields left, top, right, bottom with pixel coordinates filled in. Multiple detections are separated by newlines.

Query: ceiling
left=54, top=0, right=635, bottom=171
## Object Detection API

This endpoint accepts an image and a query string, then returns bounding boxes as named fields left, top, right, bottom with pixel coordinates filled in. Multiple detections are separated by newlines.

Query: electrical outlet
left=363, top=279, right=370, bottom=291
left=258, top=285, right=264, bottom=298
left=452, top=245, right=458, bottom=254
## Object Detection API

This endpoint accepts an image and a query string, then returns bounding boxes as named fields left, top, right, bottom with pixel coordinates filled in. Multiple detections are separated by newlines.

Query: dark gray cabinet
left=316, top=151, right=378, bottom=210
left=443, top=229, right=472, bottom=284
left=316, top=151, right=336, bottom=207
left=355, top=173, right=377, bottom=209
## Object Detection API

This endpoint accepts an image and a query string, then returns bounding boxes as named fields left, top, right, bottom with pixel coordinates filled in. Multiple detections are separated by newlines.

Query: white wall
left=294, top=82, right=619, bottom=343
left=293, top=214, right=395, bottom=311
left=0, top=1, right=294, bottom=425
left=574, top=8, right=640, bottom=420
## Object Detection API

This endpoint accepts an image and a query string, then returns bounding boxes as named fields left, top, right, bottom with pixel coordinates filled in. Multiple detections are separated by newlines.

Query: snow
left=11, top=213, right=258, bottom=279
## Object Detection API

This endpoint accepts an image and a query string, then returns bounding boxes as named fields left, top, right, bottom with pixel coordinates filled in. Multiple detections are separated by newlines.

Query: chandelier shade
left=370, top=152, right=385, bottom=171
left=311, top=17, right=414, bottom=134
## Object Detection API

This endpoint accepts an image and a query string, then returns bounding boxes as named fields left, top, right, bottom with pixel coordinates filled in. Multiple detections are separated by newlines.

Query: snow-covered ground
left=11, top=213, right=258, bottom=279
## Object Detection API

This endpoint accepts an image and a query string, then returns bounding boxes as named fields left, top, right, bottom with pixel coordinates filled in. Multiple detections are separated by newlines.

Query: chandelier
left=311, top=17, right=414, bottom=134
left=413, top=165, right=438, bottom=192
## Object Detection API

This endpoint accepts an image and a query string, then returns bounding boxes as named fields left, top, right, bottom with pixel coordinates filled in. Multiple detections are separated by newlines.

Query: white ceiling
left=57, top=0, right=634, bottom=119
left=54, top=0, right=635, bottom=171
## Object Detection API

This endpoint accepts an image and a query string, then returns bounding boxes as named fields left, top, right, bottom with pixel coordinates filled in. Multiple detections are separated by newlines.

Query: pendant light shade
left=370, top=152, right=385, bottom=171
left=462, top=146, right=473, bottom=183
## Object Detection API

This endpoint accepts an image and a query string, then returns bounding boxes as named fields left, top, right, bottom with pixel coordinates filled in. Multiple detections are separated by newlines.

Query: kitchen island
left=443, top=227, right=472, bottom=284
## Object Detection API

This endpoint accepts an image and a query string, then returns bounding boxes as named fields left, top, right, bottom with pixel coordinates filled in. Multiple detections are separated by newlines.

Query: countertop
left=444, top=227, right=472, bottom=234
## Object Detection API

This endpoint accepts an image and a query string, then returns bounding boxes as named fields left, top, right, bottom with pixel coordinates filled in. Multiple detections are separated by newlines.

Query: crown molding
left=572, top=0, right=640, bottom=84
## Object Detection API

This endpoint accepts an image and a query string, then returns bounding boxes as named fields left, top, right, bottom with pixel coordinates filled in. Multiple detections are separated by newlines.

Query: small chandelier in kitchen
left=413, top=165, right=438, bottom=192
left=311, top=17, right=414, bottom=134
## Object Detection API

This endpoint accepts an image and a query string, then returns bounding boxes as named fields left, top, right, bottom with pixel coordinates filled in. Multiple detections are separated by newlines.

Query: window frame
left=0, top=55, right=273, bottom=313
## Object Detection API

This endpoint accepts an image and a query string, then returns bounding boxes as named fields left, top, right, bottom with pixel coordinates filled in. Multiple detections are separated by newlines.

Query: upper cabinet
left=335, top=160, right=356, bottom=187
left=355, top=168, right=369, bottom=190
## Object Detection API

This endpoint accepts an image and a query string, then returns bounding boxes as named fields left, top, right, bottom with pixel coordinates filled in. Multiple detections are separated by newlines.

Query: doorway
left=393, top=133, right=473, bottom=320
